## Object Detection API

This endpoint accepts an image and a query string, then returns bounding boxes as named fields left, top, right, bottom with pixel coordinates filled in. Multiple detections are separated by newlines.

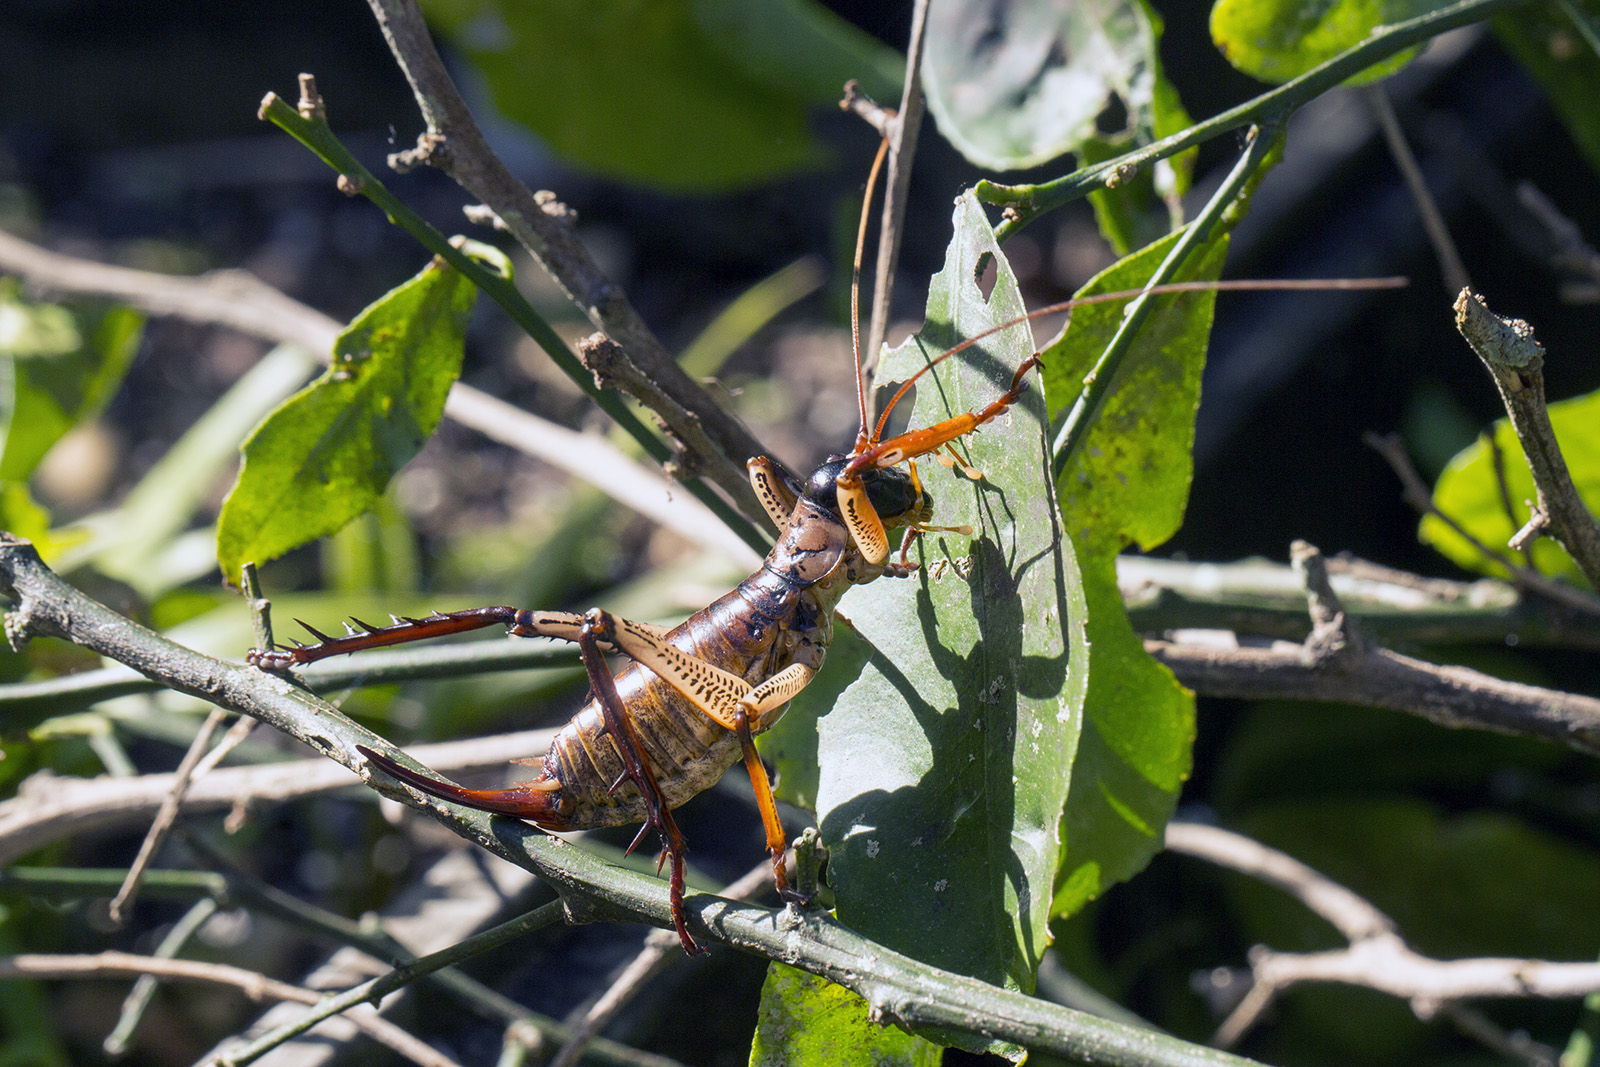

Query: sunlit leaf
left=750, top=962, right=942, bottom=1067
left=1210, top=0, right=1442, bottom=85
left=419, top=0, right=902, bottom=190
left=0, top=283, right=142, bottom=482
left=216, top=256, right=477, bottom=583
left=1042, top=229, right=1229, bottom=917
left=923, top=0, right=1181, bottom=171
left=814, top=194, right=1087, bottom=1045
left=1420, top=391, right=1600, bottom=584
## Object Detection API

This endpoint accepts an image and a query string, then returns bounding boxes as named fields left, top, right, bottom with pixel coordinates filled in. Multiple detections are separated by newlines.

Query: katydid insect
left=250, top=142, right=1403, bottom=954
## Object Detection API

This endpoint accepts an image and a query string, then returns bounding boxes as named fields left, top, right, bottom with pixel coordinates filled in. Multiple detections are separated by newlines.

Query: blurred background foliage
left=1, top=0, right=1599, bottom=1064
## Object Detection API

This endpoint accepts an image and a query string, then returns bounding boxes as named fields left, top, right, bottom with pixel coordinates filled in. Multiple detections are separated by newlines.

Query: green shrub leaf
left=1042, top=229, right=1228, bottom=916
left=216, top=257, right=476, bottom=583
left=0, top=284, right=142, bottom=482
left=923, top=0, right=1181, bottom=171
left=1210, top=0, right=1443, bottom=85
left=813, top=194, right=1087, bottom=1033
left=1420, top=390, right=1600, bottom=583
left=419, top=0, right=902, bottom=190
left=750, top=962, right=942, bottom=1067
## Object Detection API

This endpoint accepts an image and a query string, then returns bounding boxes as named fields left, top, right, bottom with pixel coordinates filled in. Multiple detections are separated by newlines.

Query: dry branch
left=0, top=228, right=753, bottom=561
left=1454, top=290, right=1600, bottom=589
left=362, top=0, right=769, bottom=516
left=1168, top=821, right=1600, bottom=1050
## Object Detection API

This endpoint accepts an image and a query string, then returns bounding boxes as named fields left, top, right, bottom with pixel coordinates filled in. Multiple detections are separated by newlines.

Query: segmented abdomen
left=536, top=575, right=801, bottom=829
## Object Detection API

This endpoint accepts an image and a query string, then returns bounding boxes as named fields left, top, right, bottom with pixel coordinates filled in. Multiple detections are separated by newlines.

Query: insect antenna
left=850, top=136, right=891, bottom=454
left=869, top=275, right=1407, bottom=445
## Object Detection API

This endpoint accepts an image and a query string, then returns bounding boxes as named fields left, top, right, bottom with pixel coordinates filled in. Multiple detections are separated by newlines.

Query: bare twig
left=212, top=902, right=564, bottom=1067
left=0, top=952, right=460, bottom=1067
left=862, top=0, right=930, bottom=393
left=1365, top=85, right=1470, bottom=294
left=1515, top=182, right=1600, bottom=302
left=0, top=226, right=752, bottom=560
left=0, top=725, right=561, bottom=865
left=1167, top=821, right=1600, bottom=1050
left=108, top=708, right=228, bottom=923
left=1147, top=630, right=1600, bottom=754
left=1118, top=553, right=1600, bottom=649
left=1148, top=541, right=1600, bottom=754
left=104, top=897, right=220, bottom=1055
left=1484, top=430, right=1535, bottom=561
left=1454, top=290, right=1600, bottom=589
left=1364, top=431, right=1600, bottom=615
left=361, top=0, right=770, bottom=518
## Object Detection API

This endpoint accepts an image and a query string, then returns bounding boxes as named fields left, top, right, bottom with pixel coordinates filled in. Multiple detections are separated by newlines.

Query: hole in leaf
left=974, top=252, right=997, bottom=302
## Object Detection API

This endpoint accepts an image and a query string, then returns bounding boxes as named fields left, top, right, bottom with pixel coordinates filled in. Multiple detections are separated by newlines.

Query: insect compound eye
left=864, top=466, right=923, bottom=522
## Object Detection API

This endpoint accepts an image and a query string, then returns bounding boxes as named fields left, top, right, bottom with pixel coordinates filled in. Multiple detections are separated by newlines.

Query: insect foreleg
left=747, top=456, right=804, bottom=528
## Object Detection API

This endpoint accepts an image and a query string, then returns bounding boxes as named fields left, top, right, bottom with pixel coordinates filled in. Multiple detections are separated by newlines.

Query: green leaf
left=814, top=194, right=1088, bottom=1027
left=750, top=962, right=942, bottom=1067
left=216, top=257, right=476, bottom=583
left=1042, top=229, right=1229, bottom=917
left=419, top=0, right=902, bottom=191
left=1081, top=10, right=1197, bottom=257
left=1495, top=0, right=1600, bottom=193
left=1420, top=390, right=1600, bottom=584
left=923, top=0, right=1180, bottom=171
left=0, top=284, right=142, bottom=482
left=1209, top=0, right=1442, bottom=85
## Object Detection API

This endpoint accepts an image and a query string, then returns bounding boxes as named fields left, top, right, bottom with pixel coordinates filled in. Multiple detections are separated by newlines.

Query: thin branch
left=1149, top=542, right=1600, bottom=756
left=1054, top=122, right=1280, bottom=476
left=1365, top=85, right=1469, bottom=294
left=0, top=226, right=755, bottom=559
left=360, top=0, right=773, bottom=521
left=0, top=722, right=563, bottom=865
left=1454, top=290, right=1600, bottom=589
left=862, top=0, right=930, bottom=395
left=981, top=0, right=1532, bottom=238
left=1166, top=823, right=1392, bottom=942
left=213, top=902, right=565, bottom=1067
left=1119, top=553, right=1600, bottom=649
left=0, top=630, right=580, bottom=718
left=1168, top=821, right=1600, bottom=1050
left=1147, top=636, right=1600, bottom=753
left=0, top=952, right=460, bottom=1067
left=5, top=858, right=684, bottom=1067
left=0, top=533, right=1268, bottom=1067
left=1364, top=431, right=1600, bottom=615
left=104, top=897, right=220, bottom=1055
left=108, top=707, right=227, bottom=923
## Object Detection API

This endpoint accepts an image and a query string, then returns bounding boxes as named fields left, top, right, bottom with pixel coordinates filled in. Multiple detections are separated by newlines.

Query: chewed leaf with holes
left=812, top=193, right=1087, bottom=1054
left=922, top=0, right=1180, bottom=171
left=216, top=256, right=477, bottom=583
